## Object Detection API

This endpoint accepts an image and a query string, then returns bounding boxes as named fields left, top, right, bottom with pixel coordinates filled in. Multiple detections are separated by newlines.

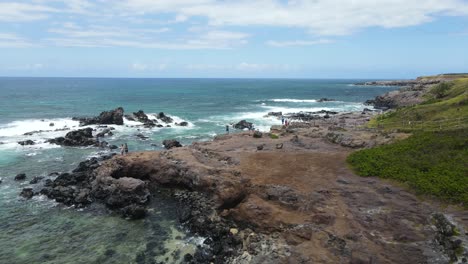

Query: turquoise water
left=0, top=78, right=397, bottom=263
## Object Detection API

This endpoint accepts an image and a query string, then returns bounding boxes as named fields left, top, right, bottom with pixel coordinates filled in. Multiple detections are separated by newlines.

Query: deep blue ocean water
left=0, top=78, right=397, bottom=263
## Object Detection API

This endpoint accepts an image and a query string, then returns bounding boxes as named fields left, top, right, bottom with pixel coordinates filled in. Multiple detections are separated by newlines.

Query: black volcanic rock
left=47, top=128, right=97, bottom=147
left=234, top=120, right=253, bottom=130
left=73, top=107, right=124, bottom=126
left=318, top=98, right=335, bottom=102
left=162, top=139, right=182, bottom=149
left=18, top=140, right=35, bottom=146
left=20, top=188, right=34, bottom=199
left=157, top=112, right=173, bottom=123
left=15, top=173, right=27, bottom=181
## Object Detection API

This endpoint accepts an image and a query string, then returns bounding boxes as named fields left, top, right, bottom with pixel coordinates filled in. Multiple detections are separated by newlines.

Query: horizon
left=1, top=1, right=468, bottom=78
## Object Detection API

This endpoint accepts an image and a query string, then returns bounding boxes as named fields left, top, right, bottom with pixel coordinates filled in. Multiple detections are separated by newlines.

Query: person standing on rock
left=124, top=143, right=128, bottom=154
left=226, top=125, right=229, bottom=134
left=281, top=116, right=285, bottom=125
left=120, top=144, right=125, bottom=155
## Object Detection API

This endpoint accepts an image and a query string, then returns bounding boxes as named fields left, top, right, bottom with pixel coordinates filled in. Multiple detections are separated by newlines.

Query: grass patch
left=369, top=78, right=468, bottom=131
left=269, top=133, right=279, bottom=139
left=347, top=129, right=468, bottom=206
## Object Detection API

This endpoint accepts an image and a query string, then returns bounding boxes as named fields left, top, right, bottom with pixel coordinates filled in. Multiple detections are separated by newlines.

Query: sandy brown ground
left=106, top=122, right=467, bottom=263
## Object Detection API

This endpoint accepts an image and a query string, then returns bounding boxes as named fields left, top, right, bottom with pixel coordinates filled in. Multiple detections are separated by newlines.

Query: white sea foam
left=0, top=118, right=79, bottom=137
left=270, top=98, right=318, bottom=103
left=0, top=113, right=195, bottom=151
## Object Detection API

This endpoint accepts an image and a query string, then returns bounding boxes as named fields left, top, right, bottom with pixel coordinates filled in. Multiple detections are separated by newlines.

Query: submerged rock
left=18, top=140, right=35, bottom=146
left=318, top=98, right=335, bottom=102
left=29, top=176, right=44, bottom=184
left=20, top=188, right=34, bottom=199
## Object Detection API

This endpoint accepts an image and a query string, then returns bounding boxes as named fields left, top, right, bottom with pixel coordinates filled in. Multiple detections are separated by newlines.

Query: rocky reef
left=73, top=107, right=124, bottom=126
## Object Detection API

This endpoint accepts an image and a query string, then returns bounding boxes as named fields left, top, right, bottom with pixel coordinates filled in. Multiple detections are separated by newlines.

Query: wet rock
left=20, top=188, right=34, bottom=199
left=267, top=112, right=282, bottom=117
left=257, top=145, right=264, bottom=151
left=109, top=145, right=118, bottom=150
left=178, top=121, right=188, bottom=126
left=120, top=204, right=147, bottom=219
left=73, top=107, right=124, bottom=126
left=18, top=140, right=35, bottom=146
left=318, top=98, right=335, bottom=102
left=234, top=120, right=253, bottom=130
left=136, top=133, right=149, bottom=140
left=133, top=110, right=157, bottom=128
left=49, top=122, right=54, bottom=127
left=15, top=173, right=27, bottom=181
left=157, top=112, right=173, bottom=123
left=47, top=128, right=97, bottom=147
left=0, top=177, right=2, bottom=184
left=163, top=139, right=182, bottom=149
left=29, top=176, right=44, bottom=184
left=276, top=143, right=283, bottom=149
left=96, top=128, right=112, bottom=138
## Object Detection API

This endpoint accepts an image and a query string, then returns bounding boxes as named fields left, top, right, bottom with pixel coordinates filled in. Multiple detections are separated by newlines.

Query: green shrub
left=347, top=129, right=468, bottom=206
left=430, top=82, right=453, bottom=99
left=269, top=133, right=279, bottom=139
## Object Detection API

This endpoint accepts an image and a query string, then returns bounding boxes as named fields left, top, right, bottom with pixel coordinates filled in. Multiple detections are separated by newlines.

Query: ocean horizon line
left=0, top=76, right=407, bottom=81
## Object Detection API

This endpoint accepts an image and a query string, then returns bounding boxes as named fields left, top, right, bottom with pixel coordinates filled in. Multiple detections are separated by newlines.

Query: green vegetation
left=352, top=77, right=468, bottom=206
left=269, top=133, right=279, bottom=139
left=348, top=129, right=468, bottom=206
left=368, top=78, right=468, bottom=131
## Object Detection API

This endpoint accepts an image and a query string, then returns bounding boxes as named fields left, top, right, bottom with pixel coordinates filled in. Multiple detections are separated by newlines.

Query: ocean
left=0, top=78, right=397, bottom=263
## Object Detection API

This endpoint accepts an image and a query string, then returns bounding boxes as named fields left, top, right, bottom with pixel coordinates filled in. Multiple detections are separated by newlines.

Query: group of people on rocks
left=281, top=116, right=290, bottom=127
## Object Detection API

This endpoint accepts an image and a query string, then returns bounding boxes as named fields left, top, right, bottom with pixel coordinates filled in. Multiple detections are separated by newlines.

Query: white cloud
left=266, top=39, right=333, bottom=47
left=0, top=33, right=34, bottom=47
left=121, top=0, right=468, bottom=35
left=47, top=26, right=248, bottom=49
left=0, top=2, right=57, bottom=22
left=2, top=0, right=468, bottom=49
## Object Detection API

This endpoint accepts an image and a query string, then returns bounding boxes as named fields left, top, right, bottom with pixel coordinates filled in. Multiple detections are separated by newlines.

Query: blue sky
left=0, top=0, right=468, bottom=78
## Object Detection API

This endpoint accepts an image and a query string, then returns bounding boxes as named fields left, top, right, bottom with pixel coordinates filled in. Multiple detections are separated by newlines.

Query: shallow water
left=0, top=78, right=397, bottom=263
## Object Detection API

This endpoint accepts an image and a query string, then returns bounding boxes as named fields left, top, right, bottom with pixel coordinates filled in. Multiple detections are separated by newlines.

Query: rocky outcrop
left=267, top=112, right=282, bottom=117
left=14, top=173, right=27, bottom=181
left=18, top=140, right=35, bottom=146
left=358, top=76, right=456, bottom=109
left=39, top=154, right=149, bottom=219
left=20, top=188, right=34, bottom=199
left=326, top=132, right=369, bottom=148
left=96, top=128, right=114, bottom=138
left=73, top=107, right=124, bottom=126
left=234, top=120, right=253, bottom=130
left=157, top=112, right=173, bottom=123
left=47, top=128, right=97, bottom=147
left=133, top=110, right=157, bottom=128
left=162, top=139, right=182, bottom=149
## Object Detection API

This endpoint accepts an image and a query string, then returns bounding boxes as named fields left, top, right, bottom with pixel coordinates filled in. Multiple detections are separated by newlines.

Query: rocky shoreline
left=14, top=80, right=468, bottom=263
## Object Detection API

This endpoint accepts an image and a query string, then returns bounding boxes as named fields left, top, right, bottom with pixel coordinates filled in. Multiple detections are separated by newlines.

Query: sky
left=0, top=0, right=468, bottom=78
